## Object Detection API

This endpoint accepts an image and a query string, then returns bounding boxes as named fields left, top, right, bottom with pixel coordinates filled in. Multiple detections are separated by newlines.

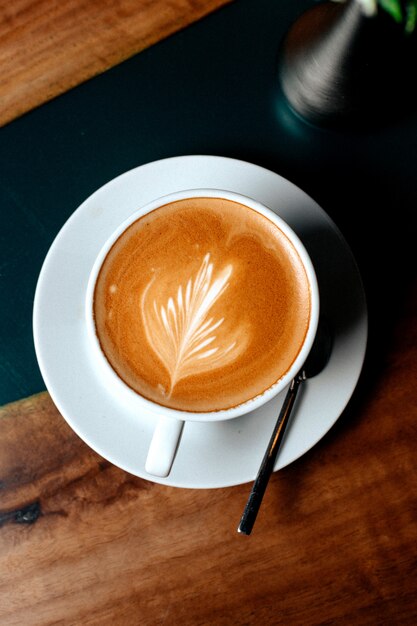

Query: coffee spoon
left=237, top=318, right=332, bottom=535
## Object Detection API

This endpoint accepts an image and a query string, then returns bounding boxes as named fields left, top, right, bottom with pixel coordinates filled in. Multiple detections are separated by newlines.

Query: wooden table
left=1, top=1, right=417, bottom=624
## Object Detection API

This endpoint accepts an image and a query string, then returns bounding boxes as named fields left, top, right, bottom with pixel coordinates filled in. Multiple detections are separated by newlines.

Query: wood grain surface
left=0, top=0, right=233, bottom=127
left=1, top=283, right=416, bottom=625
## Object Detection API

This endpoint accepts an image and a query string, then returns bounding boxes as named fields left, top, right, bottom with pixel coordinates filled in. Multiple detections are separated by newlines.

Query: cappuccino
left=93, top=196, right=311, bottom=412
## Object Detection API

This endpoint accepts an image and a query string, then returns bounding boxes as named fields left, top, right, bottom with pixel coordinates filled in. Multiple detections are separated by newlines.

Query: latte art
left=93, top=196, right=312, bottom=411
left=142, top=253, right=247, bottom=396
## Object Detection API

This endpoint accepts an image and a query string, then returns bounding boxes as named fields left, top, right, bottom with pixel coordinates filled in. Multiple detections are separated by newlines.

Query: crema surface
left=93, top=197, right=311, bottom=411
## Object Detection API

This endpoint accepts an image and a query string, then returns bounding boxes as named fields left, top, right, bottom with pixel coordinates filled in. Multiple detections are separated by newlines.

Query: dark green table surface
left=1, top=0, right=416, bottom=405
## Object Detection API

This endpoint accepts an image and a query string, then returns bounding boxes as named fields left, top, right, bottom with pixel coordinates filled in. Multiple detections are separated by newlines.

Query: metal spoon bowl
left=237, top=318, right=332, bottom=535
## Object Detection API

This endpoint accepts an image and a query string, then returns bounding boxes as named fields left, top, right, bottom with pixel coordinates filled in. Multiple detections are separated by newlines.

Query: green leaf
left=404, top=0, right=417, bottom=32
left=378, top=0, right=417, bottom=32
left=378, top=0, right=403, bottom=23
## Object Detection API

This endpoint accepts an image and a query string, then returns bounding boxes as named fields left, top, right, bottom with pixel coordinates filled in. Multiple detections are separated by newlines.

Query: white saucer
left=33, top=155, right=367, bottom=488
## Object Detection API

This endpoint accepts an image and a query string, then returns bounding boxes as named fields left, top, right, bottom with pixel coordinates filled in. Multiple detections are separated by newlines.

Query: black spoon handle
left=237, top=373, right=305, bottom=536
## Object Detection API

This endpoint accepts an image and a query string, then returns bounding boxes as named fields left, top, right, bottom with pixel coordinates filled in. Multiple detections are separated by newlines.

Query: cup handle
left=145, top=416, right=184, bottom=477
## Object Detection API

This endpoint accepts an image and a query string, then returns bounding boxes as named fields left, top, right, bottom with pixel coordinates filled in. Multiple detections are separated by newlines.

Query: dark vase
left=278, top=0, right=414, bottom=127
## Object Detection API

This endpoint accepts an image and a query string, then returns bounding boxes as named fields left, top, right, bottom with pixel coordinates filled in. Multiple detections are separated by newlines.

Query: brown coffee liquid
left=93, top=197, right=311, bottom=411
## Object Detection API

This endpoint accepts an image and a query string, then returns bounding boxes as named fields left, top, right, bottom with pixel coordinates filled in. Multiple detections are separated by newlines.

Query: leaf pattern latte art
left=141, top=253, right=246, bottom=396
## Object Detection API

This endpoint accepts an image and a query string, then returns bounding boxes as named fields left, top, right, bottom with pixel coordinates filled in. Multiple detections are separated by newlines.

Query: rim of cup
left=85, top=188, right=320, bottom=421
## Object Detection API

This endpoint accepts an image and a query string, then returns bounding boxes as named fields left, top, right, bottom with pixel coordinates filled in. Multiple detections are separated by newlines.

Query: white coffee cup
left=85, top=189, right=319, bottom=477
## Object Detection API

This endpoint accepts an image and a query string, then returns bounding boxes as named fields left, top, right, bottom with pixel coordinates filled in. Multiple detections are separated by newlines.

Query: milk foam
left=142, top=253, right=248, bottom=397
left=93, top=197, right=311, bottom=412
